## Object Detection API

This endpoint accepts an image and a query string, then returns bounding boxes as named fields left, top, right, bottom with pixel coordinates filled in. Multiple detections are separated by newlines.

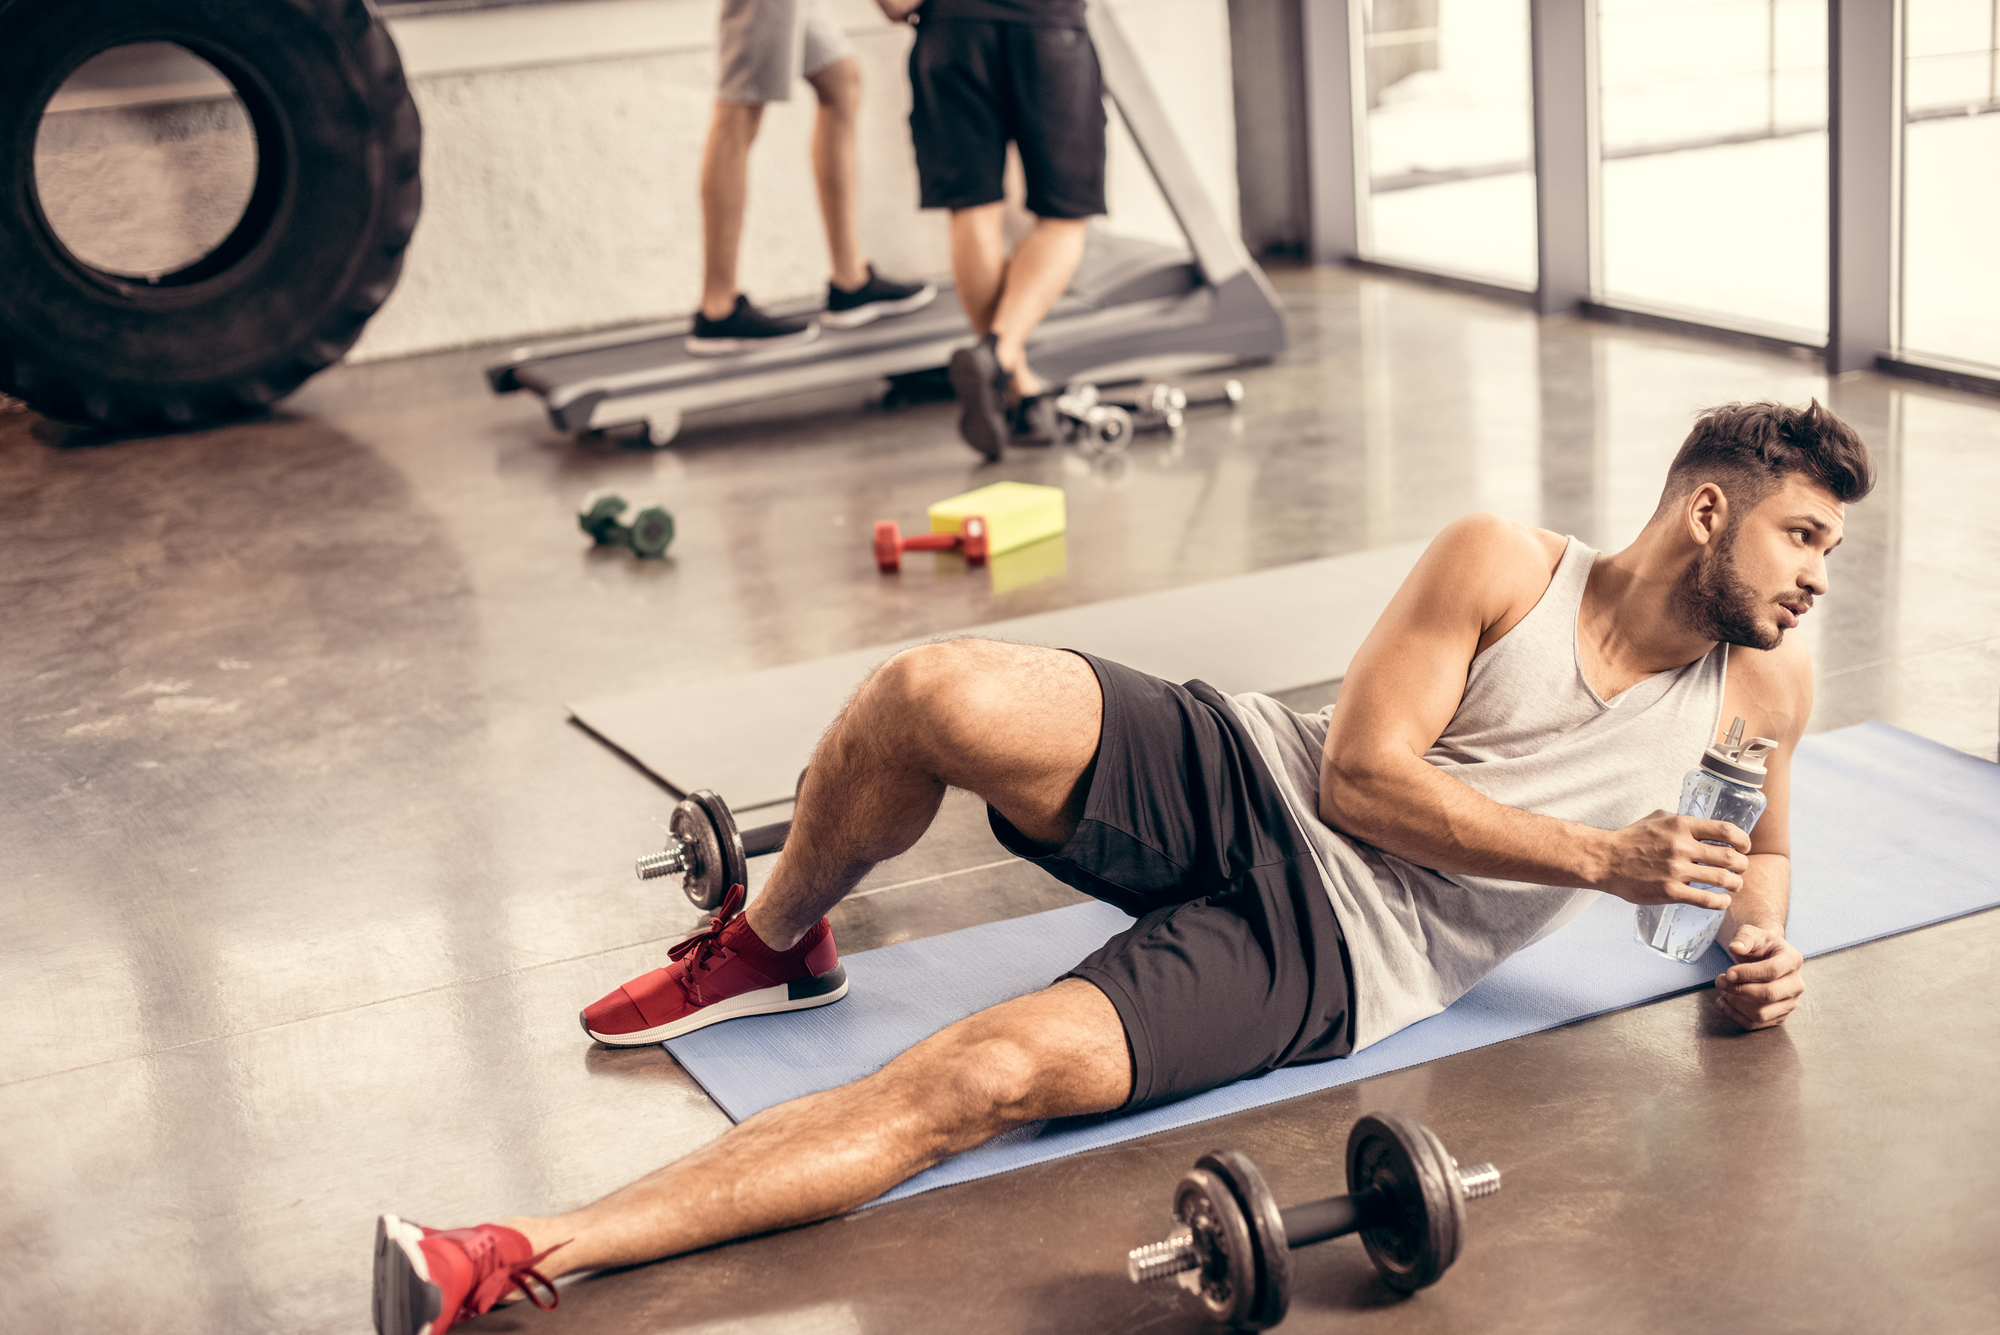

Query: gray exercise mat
left=569, top=541, right=1427, bottom=805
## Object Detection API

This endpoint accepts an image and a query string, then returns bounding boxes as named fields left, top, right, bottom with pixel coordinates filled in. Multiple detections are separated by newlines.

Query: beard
left=1673, top=522, right=1783, bottom=651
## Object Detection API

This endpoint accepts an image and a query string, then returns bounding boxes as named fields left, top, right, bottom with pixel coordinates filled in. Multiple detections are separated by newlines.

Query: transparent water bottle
left=1634, top=717, right=1777, bottom=963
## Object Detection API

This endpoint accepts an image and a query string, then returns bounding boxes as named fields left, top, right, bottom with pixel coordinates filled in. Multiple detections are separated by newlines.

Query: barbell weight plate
left=686, top=789, right=748, bottom=912
left=1173, top=1167, right=1259, bottom=1328
left=1195, top=1150, right=1293, bottom=1331
left=1346, top=1112, right=1461, bottom=1293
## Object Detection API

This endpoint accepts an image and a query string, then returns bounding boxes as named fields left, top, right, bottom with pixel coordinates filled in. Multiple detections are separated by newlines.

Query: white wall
left=345, top=0, right=1240, bottom=361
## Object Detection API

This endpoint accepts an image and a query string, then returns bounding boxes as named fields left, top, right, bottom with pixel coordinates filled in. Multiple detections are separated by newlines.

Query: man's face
left=1676, top=474, right=1846, bottom=651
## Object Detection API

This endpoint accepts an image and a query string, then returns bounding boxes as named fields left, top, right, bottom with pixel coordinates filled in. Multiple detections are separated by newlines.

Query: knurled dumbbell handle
left=741, top=818, right=790, bottom=858
left=1281, top=1162, right=1503, bottom=1250
left=1279, top=1185, right=1385, bottom=1249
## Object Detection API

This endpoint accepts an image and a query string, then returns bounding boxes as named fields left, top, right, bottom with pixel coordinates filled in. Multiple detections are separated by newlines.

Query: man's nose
left=1804, top=556, right=1829, bottom=596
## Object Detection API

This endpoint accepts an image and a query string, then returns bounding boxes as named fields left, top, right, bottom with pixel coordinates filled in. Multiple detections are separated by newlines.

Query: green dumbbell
left=578, top=490, right=675, bottom=558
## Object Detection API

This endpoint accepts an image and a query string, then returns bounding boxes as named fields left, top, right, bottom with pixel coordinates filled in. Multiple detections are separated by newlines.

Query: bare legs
left=948, top=205, right=1089, bottom=397
left=699, top=57, right=869, bottom=321
left=500, top=641, right=1130, bottom=1277
left=698, top=101, right=763, bottom=321
left=506, top=979, right=1126, bottom=1273
left=805, top=59, right=867, bottom=293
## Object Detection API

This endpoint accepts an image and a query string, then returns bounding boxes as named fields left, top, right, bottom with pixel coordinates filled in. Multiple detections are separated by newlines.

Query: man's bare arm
left=1710, top=641, right=1811, bottom=1028
left=1320, top=516, right=1748, bottom=908
left=874, top=0, right=920, bottom=20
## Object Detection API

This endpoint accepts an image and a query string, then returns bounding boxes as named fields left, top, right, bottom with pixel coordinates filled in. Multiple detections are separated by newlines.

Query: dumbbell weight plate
left=670, top=789, right=749, bottom=911
left=578, top=489, right=628, bottom=544
left=1346, top=1111, right=1463, bottom=1293
left=1078, top=405, right=1133, bottom=458
left=627, top=504, right=675, bottom=558
left=1194, top=1150, right=1293, bottom=1330
left=1172, top=1167, right=1261, bottom=1328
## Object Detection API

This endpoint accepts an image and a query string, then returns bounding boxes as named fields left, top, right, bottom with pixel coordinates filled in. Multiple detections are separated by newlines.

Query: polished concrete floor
left=4, top=267, right=1998, bottom=1335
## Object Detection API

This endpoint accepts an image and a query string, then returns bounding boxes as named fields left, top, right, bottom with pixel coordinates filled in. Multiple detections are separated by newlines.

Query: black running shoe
left=823, top=266, right=938, bottom=329
left=1011, top=393, right=1057, bottom=445
left=685, top=295, right=819, bottom=356
left=948, top=335, right=1010, bottom=461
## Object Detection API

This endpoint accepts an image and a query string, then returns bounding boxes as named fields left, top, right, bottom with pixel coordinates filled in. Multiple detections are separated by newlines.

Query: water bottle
left=1634, top=717, right=1776, bottom=963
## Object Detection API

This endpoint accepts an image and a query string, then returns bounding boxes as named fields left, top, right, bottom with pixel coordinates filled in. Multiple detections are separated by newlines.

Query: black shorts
left=989, top=653, right=1356, bottom=1111
left=907, top=20, right=1107, bottom=218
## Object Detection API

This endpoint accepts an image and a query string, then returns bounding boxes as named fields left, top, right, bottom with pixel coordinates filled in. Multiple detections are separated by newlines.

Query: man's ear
left=1685, top=482, right=1728, bottom=547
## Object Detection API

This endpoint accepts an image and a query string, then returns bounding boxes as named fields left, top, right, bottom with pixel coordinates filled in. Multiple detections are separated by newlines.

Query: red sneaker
left=581, top=884, right=847, bottom=1046
left=372, top=1215, right=559, bottom=1335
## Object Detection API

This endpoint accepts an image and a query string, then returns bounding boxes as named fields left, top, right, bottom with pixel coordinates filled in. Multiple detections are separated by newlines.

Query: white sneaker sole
left=585, top=965, right=849, bottom=1047
left=820, top=284, right=939, bottom=329
left=684, top=323, right=821, bottom=356
left=373, top=1213, right=441, bottom=1335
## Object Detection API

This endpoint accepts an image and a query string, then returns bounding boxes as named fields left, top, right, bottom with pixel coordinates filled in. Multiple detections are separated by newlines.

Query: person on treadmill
left=688, top=0, right=937, bottom=355
left=879, top=0, right=1104, bottom=458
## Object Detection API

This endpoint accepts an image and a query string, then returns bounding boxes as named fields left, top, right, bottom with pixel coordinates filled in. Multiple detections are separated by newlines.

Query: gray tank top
left=1227, top=537, right=1729, bottom=1049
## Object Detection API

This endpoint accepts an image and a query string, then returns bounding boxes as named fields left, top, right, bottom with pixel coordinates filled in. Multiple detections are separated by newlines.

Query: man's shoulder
left=1427, top=513, right=1566, bottom=594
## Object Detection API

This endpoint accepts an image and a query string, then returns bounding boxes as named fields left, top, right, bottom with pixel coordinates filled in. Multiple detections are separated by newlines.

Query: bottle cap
left=1700, top=717, right=1778, bottom=788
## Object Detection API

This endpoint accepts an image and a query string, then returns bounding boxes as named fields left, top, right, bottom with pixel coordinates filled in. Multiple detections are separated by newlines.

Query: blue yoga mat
left=666, top=722, right=2000, bottom=1207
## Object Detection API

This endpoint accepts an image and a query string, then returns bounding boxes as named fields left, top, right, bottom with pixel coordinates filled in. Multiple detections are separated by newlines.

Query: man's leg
left=947, top=209, right=1085, bottom=399
left=805, top=57, right=868, bottom=293
left=985, top=216, right=1086, bottom=397
left=540, top=640, right=1119, bottom=1272
left=949, top=202, right=1009, bottom=340
left=506, top=978, right=1127, bottom=1274
left=699, top=100, right=766, bottom=321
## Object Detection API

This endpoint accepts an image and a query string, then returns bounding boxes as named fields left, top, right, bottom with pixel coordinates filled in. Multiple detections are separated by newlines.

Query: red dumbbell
left=873, top=514, right=989, bottom=572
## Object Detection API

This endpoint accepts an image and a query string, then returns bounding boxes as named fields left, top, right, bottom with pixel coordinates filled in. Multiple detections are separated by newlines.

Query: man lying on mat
left=372, top=400, right=1872, bottom=1335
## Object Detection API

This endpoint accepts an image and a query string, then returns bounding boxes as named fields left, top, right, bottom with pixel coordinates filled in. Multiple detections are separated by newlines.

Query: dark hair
left=1652, top=399, right=1875, bottom=521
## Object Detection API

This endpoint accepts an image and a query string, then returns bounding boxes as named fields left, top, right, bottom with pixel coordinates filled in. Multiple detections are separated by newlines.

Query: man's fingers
left=1695, top=820, right=1752, bottom=854
left=1717, top=975, right=1801, bottom=1005
left=1720, top=952, right=1795, bottom=984
left=1715, top=980, right=1800, bottom=1028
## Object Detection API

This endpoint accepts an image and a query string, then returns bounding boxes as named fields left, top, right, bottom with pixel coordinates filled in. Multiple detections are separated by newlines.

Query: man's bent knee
left=894, top=980, right=1130, bottom=1143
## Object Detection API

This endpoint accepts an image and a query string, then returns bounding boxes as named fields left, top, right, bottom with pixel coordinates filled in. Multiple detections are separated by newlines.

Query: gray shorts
left=717, top=0, right=855, bottom=104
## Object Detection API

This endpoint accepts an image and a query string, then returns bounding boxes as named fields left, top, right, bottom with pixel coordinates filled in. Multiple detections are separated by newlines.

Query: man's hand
left=1714, top=923, right=1805, bottom=1029
left=1593, top=810, right=1747, bottom=908
left=874, top=0, right=920, bottom=21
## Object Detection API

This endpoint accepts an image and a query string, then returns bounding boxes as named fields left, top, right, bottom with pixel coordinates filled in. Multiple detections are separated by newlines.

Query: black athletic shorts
left=988, top=652, right=1356, bottom=1111
left=907, top=19, right=1107, bottom=218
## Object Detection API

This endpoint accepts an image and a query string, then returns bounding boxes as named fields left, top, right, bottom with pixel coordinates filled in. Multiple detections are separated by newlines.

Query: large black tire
left=0, top=0, right=422, bottom=430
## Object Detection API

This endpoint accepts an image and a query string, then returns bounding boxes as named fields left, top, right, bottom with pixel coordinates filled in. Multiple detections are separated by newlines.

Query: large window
left=1361, top=0, right=1538, bottom=289
left=1595, top=0, right=1829, bottom=339
left=1900, top=0, right=2000, bottom=372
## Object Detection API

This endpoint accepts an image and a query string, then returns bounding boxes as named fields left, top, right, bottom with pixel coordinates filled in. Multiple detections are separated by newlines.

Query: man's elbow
left=1317, top=753, right=1381, bottom=834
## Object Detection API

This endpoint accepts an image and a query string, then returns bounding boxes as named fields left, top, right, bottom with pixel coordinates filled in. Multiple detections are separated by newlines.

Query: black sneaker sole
left=374, top=1214, right=444, bottom=1335
left=684, top=323, right=821, bottom=356
left=949, top=345, right=1009, bottom=461
left=821, top=284, right=939, bottom=329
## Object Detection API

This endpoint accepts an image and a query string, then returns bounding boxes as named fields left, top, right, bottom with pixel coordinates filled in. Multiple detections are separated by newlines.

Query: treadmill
left=486, top=4, right=1286, bottom=447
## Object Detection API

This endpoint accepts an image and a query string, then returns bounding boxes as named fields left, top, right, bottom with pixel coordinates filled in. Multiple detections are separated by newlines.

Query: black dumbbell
left=579, top=489, right=675, bottom=558
left=1126, top=1111, right=1501, bottom=1330
left=633, top=783, right=799, bottom=910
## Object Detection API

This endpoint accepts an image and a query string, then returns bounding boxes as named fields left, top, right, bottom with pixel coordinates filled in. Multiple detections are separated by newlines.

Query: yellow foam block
left=928, top=481, right=1066, bottom=557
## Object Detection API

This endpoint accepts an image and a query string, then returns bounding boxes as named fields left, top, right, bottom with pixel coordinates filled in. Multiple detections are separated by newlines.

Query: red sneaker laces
left=455, top=1230, right=565, bottom=1317
left=665, top=883, right=747, bottom=1006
